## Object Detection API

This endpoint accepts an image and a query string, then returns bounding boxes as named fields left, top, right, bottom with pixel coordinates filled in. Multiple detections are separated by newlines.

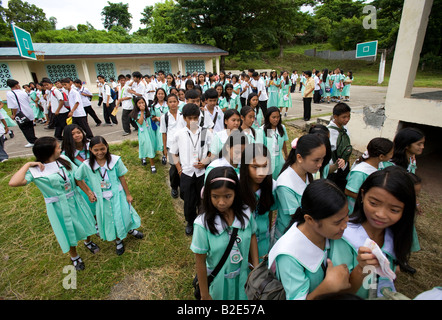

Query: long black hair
left=33, top=136, right=72, bottom=171
left=61, top=124, right=89, bottom=163
left=239, top=106, right=256, bottom=138
left=264, top=107, right=284, bottom=137
left=351, top=166, right=416, bottom=266
left=88, top=136, right=112, bottom=170
left=130, top=96, right=151, bottom=120
left=391, top=127, right=425, bottom=170
left=355, top=137, right=394, bottom=165
left=239, top=143, right=274, bottom=215
left=201, top=166, right=248, bottom=235
left=287, top=179, right=347, bottom=231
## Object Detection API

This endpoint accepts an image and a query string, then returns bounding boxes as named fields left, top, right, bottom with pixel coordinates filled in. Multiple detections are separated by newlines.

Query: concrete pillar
left=215, top=57, right=220, bottom=74
left=80, top=60, right=92, bottom=87
left=177, top=58, right=183, bottom=74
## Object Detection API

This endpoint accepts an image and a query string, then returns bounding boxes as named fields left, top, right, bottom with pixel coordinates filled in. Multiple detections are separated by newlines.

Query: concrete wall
left=305, top=49, right=376, bottom=62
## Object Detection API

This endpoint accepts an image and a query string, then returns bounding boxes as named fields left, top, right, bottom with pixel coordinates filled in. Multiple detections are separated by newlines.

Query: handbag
left=11, top=91, right=32, bottom=125
left=193, top=227, right=239, bottom=300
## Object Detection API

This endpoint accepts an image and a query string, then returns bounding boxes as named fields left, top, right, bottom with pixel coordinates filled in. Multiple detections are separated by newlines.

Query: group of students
left=5, top=66, right=432, bottom=301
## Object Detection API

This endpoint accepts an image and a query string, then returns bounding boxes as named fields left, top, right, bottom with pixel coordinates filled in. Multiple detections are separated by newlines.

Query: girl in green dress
left=274, top=134, right=327, bottom=241
left=191, top=166, right=259, bottom=300
left=240, top=143, right=277, bottom=261
left=215, top=83, right=227, bottom=111
left=341, top=71, right=353, bottom=101
left=247, top=93, right=264, bottom=130
left=267, top=71, right=281, bottom=109
left=75, top=136, right=143, bottom=256
left=277, top=71, right=292, bottom=117
left=9, top=136, right=99, bottom=270
left=262, top=107, right=289, bottom=180
left=150, top=88, right=169, bottom=154
left=239, top=105, right=264, bottom=145
left=269, top=179, right=351, bottom=300
left=131, top=96, right=157, bottom=173
left=209, top=109, right=241, bottom=157
left=230, top=74, right=242, bottom=112
left=320, top=69, right=331, bottom=104
left=332, top=166, right=417, bottom=299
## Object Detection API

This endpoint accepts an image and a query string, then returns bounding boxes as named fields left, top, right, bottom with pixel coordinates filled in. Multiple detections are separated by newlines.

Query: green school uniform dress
left=332, top=223, right=398, bottom=299
left=251, top=107, right=264, bottom=130
left=209, top=129, right=230, bottom=157
left=278, top=79, right=292, bottom=109
left=204, top=157, right=240, bottom=183
left=218, top=96, right=228, bottom=111
left=62, top=146, right=96, bottom=214
left=25, top=157, right=97, bottom=254
left=341, top=76, right=353, bottom=97
left=178, top=101, right=186, bottom=112
left=75, top=155, right=141, bottom=242
left=268, top=222, right=333, bottom=300
left=263, top=125, right=289, bottom=180
left=267, top=78, right=280, bottom=108
left=254, top=180, right=278, bottom=260
left=242, top=127, right=264, bottom=145
left=191, top=208, right=257, bottom=300
left=232, top=83, right=242, bottom=112
left=0, top=108, right=17, bottom=127
left=274, top=167, right=310, bottom=241
left=151, top=102, right=169, bottom=152
left=321, top=74, right=331, bottom=99
left=135, top=111, right=156, bottom=159
left=345, top=162, right=378, bottom=215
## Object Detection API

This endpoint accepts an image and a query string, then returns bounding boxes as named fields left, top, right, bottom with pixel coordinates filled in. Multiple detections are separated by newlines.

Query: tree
left=1, top=0, right=52, bottom=34
left=328, top=16, right=379, bottom=51
left=101, top=1, right=132, bottom=32
left=313, top=0, right=365, bottom=22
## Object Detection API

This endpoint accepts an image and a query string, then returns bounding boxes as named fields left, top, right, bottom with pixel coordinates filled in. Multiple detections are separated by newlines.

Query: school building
left=0, top=42, right=228, bottom=100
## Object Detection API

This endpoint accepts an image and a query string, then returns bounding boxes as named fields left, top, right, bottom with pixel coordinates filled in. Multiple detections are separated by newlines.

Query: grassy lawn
left=1, top=127, right=440, bottom=300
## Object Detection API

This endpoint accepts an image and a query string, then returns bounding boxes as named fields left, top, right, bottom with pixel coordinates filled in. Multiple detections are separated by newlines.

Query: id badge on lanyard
left=57, top=163, right=71, bottom=192
left=99, top=168, right=111, bottom=190
left=273, top=132, right=280, bottom=156
left=230, top=232, right=243, bottom=264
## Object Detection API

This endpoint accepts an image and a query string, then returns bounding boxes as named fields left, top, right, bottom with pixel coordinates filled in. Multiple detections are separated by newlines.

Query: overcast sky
left=3, top=0, right=315, bottom=33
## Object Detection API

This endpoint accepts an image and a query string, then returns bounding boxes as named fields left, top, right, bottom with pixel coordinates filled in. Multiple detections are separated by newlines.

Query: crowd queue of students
left=4, top=67, right=435, bottom=300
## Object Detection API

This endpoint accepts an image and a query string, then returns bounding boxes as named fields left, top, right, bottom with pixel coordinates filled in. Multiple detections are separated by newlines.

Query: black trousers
left=313, top=90, right=321, bottom=103
left=54, top=112, right=69, bottom=140
left=84, top=105, right=102, bottom=125
left=103, top=102, right=118, bottom=125
left=169, top=164, right=181, bottom=190
left=73, top=116, right=94, bottom=139
left=258, top=99, right=268, bottom=117
left=122, top=109, right=137, bottom=133
left=17, top=119, right=38, bottom=144
left=180, top=173, right=204, bottom=224
left=303, top=97, right=312, bottom=121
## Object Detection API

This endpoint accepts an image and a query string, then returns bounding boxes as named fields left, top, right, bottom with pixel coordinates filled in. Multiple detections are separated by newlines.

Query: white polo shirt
left=48, top=87, right=69, bottom=114
left=204, top=105, right=224, bottom=133
left=102, top=83, right=114, bottom=104
left=6, top=89, right=36, bottom=120
left=170, top=126, right=213, bottom=178
left=67, top=88, right=86, bottom=117
left=119, top=84, right=134, bottom=110
left=160, top=111, right=181, bottom=150
left=130, top=81, right=146, bottom=97
left=78, top=86, right=93, bottom=107
left=257, top=78, right=268, bottom=101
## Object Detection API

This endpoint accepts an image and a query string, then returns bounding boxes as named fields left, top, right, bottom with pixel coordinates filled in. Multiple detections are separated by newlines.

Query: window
left=185, top=60, right=206, bottom=74
left=46, top=64, right=78, bottom=83
left=0, top=63, right=12, bottom=90
left=95, top=62, right=117, bottom=82
left=154, top=60, right=171, bottom=74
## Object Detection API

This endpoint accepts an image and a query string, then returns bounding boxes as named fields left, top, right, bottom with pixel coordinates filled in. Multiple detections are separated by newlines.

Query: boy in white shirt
left=74, top=79, right=102, bottom=127
left=253, top=72, right=268, bottom=117
left=97, top=75, right=118, bottom=126
left=170, top=103, right=213, bottom=236
left=61, top=78, right=94, bottom=139
left=41, top=77, right=69, bottom=141
left=116, top=74, right=137, bottom=136
left=203, top=88, right=224, bottom=133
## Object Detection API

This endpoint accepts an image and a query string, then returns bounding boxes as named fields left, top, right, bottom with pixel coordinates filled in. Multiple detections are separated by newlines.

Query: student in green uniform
left=274, top=134, right=326, bottom=241
left=247, top=93, right=264, bottom=130
left=345, top=138, right=394, bottom=215
left=262, top=107, right=288, bottom=179
left=205, top=130, right=248, bottom=180
left=191, top=166, right=259, bottom=300
left=230, top=74, right=242, bottom=112
left=130, top=96, right=157, bottom=173
left=239, top=106, right=264, bottom=145
left=9, top=137, right=99, bottom=270
left=267, top=71, right=281, bottom=109
left=277, top=71, right=292, bottom=118
left=320, top=68, right=331, bottom=104
left=341, top=71, right=353, bottom=102
left=332, top=166, right=417, bottom=299
left=75, top=136, right=143, bottom=256
left=268, top=179, right=351, bottom=300
left=150, top=88, right=169, bottom=154
left=209, top=109, right=241, bottom=157
left=215, top=83, right=227, bottom=112
left=240, top=143, right=277, bottom=260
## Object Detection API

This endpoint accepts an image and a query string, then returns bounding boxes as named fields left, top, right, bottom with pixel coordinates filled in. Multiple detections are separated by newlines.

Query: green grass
left=225, top=44, right=442, bottom=88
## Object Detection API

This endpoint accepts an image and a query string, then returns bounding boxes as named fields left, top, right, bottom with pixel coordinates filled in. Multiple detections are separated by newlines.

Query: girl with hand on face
left=274, top=134, right=326, bottom=241
left=9, top=137, right=98, bottom=270
left=191, top=166, right=259, bottom=300
left=209, top=109, right=241, bottom=157
left=75, top=136, right=143, bottom=256
left=269, top=179, right=351, bottom=300
left=333, top=166, right=417, bottom=299
left=150, top=88, right=169, bottom=154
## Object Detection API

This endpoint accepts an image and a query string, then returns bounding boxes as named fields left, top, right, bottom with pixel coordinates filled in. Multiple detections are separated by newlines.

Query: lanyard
left=56, top=162, right=67, bottom=182
left=187, top=131, right=200, bottom=151
left=98, top=167, right=107, bottom=181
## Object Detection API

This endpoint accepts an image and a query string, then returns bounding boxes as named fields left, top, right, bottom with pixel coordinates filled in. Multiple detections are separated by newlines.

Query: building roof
left=0, top=43, right=229, bottom=60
